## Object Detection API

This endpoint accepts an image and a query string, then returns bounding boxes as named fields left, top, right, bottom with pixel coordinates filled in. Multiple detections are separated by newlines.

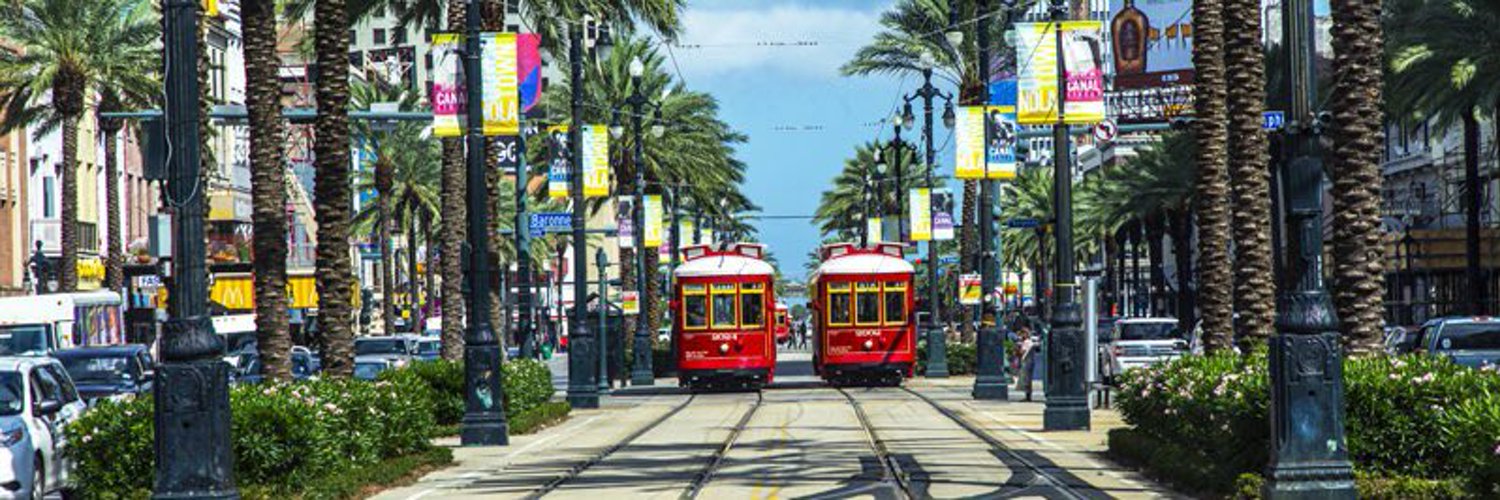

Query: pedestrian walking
left=1014, top=325, right=1038, bottom=401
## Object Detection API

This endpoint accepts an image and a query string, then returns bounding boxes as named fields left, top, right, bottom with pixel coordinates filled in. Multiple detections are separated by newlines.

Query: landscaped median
left=1107, top=351, right=1500, bottom=498
left=64, top=358, right=569, bottom=499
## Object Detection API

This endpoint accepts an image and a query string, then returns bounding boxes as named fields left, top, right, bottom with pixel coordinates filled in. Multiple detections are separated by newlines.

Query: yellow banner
left=480, top=33, right=520, bottom=136
left=1016, top=21, right=1106, bottom=125
left=867, top=217, right=883, bottom=243
left=644, top=195, right=664, bottom=247
left=582, top=125, right=610, bottom=197
left=910, top=188, right=931, bottom=242
left=679, top=219, right=695, bottom=246
left=955, top=106, right=1017, bottom=180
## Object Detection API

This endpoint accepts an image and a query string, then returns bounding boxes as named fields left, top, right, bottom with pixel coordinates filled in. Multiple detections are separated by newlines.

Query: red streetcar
left=809, top=242, right=916, bottom=386
left=672, top=243, right=779, bottom=390
left=774, top=303, right=792, bottom=344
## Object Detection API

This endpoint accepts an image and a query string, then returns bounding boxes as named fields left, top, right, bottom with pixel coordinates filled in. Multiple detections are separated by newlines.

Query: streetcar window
left=740, top=291, right=764, bottom=327
left=828, top=283, right=852, bottom=326
left=712, top=284, right=738, bottom=328
left=856, top=292, right=881, bottom=325
left=684, top=296, right=708, bottom=329
left=884, top=290, right=906, bottom=325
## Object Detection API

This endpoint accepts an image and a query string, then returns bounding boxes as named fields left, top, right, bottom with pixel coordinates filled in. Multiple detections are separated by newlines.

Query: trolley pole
left=153, top=0, right=236, bottom=496
left=1042, top=0, right=1090, bottom=431
left=970, top=0, right=1009, bottom=401
left=565, top=23, right=600, bottom=409
left=461, top=0, right=510, bottom=445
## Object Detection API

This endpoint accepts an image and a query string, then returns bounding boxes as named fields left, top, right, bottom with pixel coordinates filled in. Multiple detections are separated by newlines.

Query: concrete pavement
left=373, top=347, right=1180, bottom=499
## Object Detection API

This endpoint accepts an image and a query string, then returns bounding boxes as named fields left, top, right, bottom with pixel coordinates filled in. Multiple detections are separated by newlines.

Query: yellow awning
left=210, top=272, right=360, bottom=311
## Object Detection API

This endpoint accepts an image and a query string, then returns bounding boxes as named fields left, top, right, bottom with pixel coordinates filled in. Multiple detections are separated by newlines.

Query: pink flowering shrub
left=1117, top=350, right=1500, bottom=490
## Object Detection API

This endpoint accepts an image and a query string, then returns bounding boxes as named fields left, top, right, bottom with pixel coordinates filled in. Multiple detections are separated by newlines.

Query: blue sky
left=673, top=0, right=957, bottom=277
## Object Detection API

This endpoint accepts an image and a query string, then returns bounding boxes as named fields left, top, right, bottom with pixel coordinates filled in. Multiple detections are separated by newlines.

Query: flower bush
left=1115, top=350, right=1500, bottom=495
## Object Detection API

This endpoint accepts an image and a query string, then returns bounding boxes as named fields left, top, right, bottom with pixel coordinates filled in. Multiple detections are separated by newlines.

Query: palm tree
left=1187, top=0, right=1233, bottom=351
left=812, top=142, right=926, bottom=240
left=312, top=0, right=357, bottom=376
left=1325, top=0, right=1387, bottom=354
left=1224, top=0, right=1276, bottom=346
left=0, top=0, right=157, bottom=293
left=438, top=0, right=466, bottom=360
left=244, top=0, right=293, bottom=380
left=843, top=0, right=1017, bottom=290
left=1386, top=0, right=1500, bottom=319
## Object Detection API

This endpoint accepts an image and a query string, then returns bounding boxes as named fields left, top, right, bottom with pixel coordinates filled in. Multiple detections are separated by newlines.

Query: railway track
left=680, top=391, right=764, bottom=499
left=900, top=387, right=1102, bottom=500
left=837, top=388, right=917, bottom=499
left=523, top=394, right=698, bottom=499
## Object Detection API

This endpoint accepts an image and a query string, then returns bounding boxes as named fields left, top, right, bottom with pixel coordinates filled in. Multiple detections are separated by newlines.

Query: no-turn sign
left=1093, top=119, right=1118, bottom=143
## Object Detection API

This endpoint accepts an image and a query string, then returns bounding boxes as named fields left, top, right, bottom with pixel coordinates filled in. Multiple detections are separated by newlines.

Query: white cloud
left=671, top=2, right=888, bottom=80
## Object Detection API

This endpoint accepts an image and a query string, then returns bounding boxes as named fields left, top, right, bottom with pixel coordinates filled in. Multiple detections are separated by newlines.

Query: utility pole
left=667, top=186, right=681, bottom=373
left=517, top=128, right=534, bottom=359
left=1043, top=0, right=1091, bottom=431
left=460, top=0, right=508, bottom=446
left=153, top=0, right=236, bottom=496
left=565, top=22, right=600, bottom=409
left=964, top=0, right=1009, bottom=401
left=626, top=59, right=659, bottom=386
left=1262, top=0, right=1356, bottom=492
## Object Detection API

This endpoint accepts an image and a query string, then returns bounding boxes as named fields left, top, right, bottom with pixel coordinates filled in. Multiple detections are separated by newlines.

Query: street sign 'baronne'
left=530, top=212, right=571, bottom=234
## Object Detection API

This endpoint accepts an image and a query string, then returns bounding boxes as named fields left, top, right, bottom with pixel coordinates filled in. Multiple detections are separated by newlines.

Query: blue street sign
left=1005, top=217, right=1041, bottom=229
left=940, top=256, right=960, bottom=265
left=528, top=212, right=572, bottom=234
left=1262, top=111, right=1285, bottom=130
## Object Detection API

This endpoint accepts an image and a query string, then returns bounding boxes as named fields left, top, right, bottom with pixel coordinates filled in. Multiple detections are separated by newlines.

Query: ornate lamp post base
left=926, top=325, right=950, bottom=378
left=153, top=318, right=237, bottom=500
left=631, top=335, right=655, bottom=386
left=1263, top=294, right=1356, bottom=499
left=461, top=331, right=509, bottom=446
left=972, top=324, right=1008, bottom=400
left=1043, top=302, right=1090, bottom=431
left=567, top=331, right=601, bottom=409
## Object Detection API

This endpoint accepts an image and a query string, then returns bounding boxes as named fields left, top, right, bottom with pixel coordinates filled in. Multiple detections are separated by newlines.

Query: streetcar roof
left=812, top=253, right=915, bottom=277
left=674, top=243, right=775, bottom=278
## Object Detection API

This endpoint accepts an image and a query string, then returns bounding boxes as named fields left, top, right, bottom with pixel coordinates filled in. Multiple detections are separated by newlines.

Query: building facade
left=0, top=100, right=27, bottom=296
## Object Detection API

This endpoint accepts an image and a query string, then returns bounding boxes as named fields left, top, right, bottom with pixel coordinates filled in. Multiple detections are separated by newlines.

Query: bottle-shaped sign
left=1112, top=0, right=1148, bottom=76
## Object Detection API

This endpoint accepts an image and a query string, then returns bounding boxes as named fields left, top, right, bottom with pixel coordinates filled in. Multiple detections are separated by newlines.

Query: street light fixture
left=901, top=103, right=916, bottom=130
left=943, top=102, right=956, bottom=129
left=903, top=66, right=956, bottom=379
left=629, top=56, right=646, bottom=78
left=625, top=58, right=665, bottom=387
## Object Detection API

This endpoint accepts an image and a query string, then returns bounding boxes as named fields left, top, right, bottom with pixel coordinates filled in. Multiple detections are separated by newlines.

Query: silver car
left=1102, top=318, right=1187, bottom=383
left=0, top=356, right=87, bottom=499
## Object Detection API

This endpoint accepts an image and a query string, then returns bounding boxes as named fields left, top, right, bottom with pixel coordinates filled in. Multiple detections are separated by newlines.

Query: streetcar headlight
left=863, top=340, right=874, bottom=351
left=719, top=343, right=730, bottom=354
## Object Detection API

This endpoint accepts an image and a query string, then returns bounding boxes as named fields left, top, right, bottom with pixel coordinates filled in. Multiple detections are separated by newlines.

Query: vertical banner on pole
left=617, top=198, right=634, bottom=249
left=1016, top=21, right=1106, bottom=125
left=546, top=126, right=569, bottom=199
left=679, top=220, right=695, bottom=247
left=643, top=195, right=663, bottom=247
left=480, top=33, right=519, bottom=136
left=932, top=189, right=955, bottom=240
left=910, top=188, right=931, bottom=242
left=868, top=217, right=884, bottom=243
left=582, top=125, right=610, bottom=197
left=959, top=274, right=982, bottom=305
left=956, top=105, right=1017, bottom=180
left=517, top=34, right=543, bottom=113
left=430, top=34, right=463, bottom=137
left=987, top=80, right=1020, bottom=180
left=621, top=291, right=640, bottom=315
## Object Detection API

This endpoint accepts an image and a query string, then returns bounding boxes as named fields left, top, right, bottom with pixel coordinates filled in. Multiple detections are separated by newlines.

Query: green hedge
left=379, top=359, right=557, bottom=425
left=916, top=342, right=978, bottom=376
left=512, top=401, right=572, bottom=435
left=1114, top=352, right=1500, bottom=496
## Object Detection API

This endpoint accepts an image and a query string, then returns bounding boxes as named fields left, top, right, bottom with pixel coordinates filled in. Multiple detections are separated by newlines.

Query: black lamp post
left=1402, top=231, right=1415, bottom=324
left=565, top=20, right=600, bottom=409
left=154, top=0, right=235, bottom=496
left=460, top=0, right=509, bottom=446
left=904, top=67, right=956, bottom=378
left=891, top=115, right=911, bottom=243
left=666, top=185, right=681, bottom=373
left=1262, top=0, right=1356, bottom=492
left=596, top=246, right=610, bottom=392
left=616, top=57, right=666, bottom=386
left=517, top=124, right=536, bottom=360
left=1042, top=0, right=1090, bottom=430
left=953, top=0, right=1009, bottom=401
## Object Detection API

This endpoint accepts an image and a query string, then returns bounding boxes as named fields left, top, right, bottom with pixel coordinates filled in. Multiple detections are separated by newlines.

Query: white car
left=1102, top=317, right=1187, bottom=384
left=0, top=357, right=86, bottom=499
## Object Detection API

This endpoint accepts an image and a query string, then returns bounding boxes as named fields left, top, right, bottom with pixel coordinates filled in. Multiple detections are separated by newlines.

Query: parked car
left=353, top=358, right=396, bottom=381
left=0, top=356, right=87, bottom=499
left=354, top=336, right=417, bottom=367
left=1411, top=317, right=1500, bottom=368
left=1384, top=326, right=1417, bottom=355
left=415, top=339, right=441, bottom=362
left=1102, top=317, right=1186, bottom=384
left=53, top=345, right=154, bottom=405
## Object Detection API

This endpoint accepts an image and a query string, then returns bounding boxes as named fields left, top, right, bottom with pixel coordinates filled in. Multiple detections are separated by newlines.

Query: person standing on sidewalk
left=1014, top=325, right=1038, bottom=401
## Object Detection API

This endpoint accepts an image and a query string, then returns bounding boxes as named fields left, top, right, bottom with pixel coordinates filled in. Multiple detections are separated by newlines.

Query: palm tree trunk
left=314, top=0, right=355, bottom=377
left=245, top=0, right=291, bottom=381
left=1225, top=0, right=1276, bottom=346
left=1190, top=0, right=1233, bottom=352
left=646, top=248, right=661, bottom=338
left=959, top=179, right=978, bottom=338
left=1328, top=0, right=1387, bottom=355
left=102, top=118, right=124, bottom=293
left=439, top=0, right=467, bottom=361
left=58, top=116, right=78, bottom=293
left=409, top=203, right=423, bottom=335
left=1463, top=111, right=1484, bottom=315
left=1171, top=209, right=1195, bottom=328
left=484, top=0, right=507, bottom=351
left=380, top=201, right=395, bottom=335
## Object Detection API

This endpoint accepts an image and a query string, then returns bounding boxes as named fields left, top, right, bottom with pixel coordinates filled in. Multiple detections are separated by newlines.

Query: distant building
left=0, top=77, right=27, bottom=296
